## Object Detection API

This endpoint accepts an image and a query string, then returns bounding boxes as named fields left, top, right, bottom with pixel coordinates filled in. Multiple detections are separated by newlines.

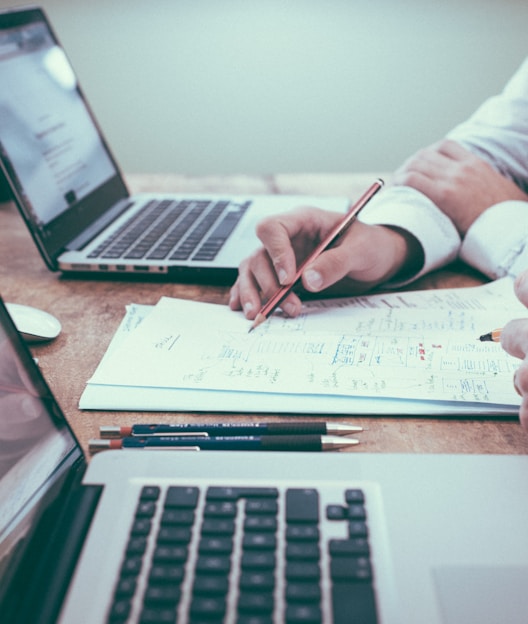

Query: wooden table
left=1, top=173, right=527, bottom=458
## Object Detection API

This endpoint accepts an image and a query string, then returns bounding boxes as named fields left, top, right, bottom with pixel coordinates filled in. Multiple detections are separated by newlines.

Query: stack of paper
left=80, top=278, right=526, bottom=416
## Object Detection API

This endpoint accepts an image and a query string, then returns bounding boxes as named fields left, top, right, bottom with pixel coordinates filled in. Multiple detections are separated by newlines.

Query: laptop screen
left=0, top=19, right=116, bottom=228
left=0, top=7, right=129, bottom=268
left=0, top=297, right=80, bottom=603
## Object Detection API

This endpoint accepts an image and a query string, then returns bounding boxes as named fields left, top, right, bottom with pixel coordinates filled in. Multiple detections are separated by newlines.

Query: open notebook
left=2, top=294, right=528, bottom=623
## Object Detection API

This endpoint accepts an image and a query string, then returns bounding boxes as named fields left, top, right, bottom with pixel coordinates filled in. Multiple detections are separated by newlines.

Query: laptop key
left=239, top=571, right=275, bottom=591
left=143, top=585, right=181, bottom=606
left=160, top=508, right=195, bottom=526
left=285, top=582, right=321, bottom=603
left=329, top=537, right=370, bottom=557
left=286, top=542, right=320, bottom=561
left=192, top=574, right=229, bottom=595
left=285, top=603, right=322, bottom=623
left=148, top=564, right=185, bottom=585
left=139, top=606, right=176, bottom=624
left=286, top=525, right=319, bottom=542
left=331, top=582, right=378, bottom=624
left=237, top=591, right=274, bottom=614
left=200, top=518, right=236, bottom=535
left=246, top=499, right=279, bottom=515
left=164, top=486, right=199, bottom=508
left=189, top=595, right=227, bottom=619
left=156, top=525, right=192, bottom=544
left=330, top=556, right=372, bottom=581
left=286, top=489, right=319, bottom=523
left=285, top=561, right=321, bottom=582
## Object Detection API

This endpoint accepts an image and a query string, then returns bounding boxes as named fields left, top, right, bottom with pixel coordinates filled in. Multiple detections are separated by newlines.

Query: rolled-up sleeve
left=360, top=186, right=461, bottom=286
left=460, top=200, right=528, bottom=279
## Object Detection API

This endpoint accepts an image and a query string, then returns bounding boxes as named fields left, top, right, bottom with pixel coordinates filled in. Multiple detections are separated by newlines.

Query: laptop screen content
left=0, top=18, right=116, bottom=229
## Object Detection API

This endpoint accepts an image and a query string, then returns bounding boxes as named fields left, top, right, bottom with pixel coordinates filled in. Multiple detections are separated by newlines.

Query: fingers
left=229, top=208, right=341, bottom=319
left=514, top=270, right=528, bottom=308
left=500, top=319, right=528, bottom=360
left=254, top=213, right=301, bottom=286
left=435, top=139, right=473, bottom=160
left=513, top=361, right=528, bottom=431
left=500, top=272, right=528, bottom=358
left=394, top=140, right=454, bottom=181
left=301, top=222, right=412, bottom=293
left=229, top=250, right=302, bottom=319
left=502, top=268, right=528, bottom=431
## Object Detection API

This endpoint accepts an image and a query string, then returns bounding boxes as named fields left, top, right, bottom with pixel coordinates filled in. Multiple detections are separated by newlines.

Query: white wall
left=1, top=0, right=526, bottom=174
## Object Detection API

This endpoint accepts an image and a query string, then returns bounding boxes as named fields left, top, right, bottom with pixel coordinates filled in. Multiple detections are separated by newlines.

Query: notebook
left=0, top=7, right=348, bottom=281
left=2, top=295, right=528, bottom=623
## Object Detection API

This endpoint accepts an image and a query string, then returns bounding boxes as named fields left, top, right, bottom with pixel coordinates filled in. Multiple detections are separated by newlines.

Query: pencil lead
left=248, top=312, right=267, bottom=333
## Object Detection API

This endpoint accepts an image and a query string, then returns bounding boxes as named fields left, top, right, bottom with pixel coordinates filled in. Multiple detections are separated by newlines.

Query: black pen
left=89, top=434, right=359, bottom=453
left=99, top=422, right=363, bottom=438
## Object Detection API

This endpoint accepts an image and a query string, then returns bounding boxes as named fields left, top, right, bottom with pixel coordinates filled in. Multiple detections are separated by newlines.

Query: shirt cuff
left=460, top=200, right=528, bottom=279
left=359, top=186, right=461, bottom=286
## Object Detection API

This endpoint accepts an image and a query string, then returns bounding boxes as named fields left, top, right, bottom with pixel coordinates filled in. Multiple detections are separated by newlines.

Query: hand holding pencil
left=249, top=180, right=383, bottom=331
left=230, top=179, right=422, bottom=324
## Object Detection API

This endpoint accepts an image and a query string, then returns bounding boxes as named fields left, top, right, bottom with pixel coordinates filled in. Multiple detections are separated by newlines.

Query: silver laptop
left=0, top=6, right=347, bottom=282
left=1, top=294, right=528, bottom=624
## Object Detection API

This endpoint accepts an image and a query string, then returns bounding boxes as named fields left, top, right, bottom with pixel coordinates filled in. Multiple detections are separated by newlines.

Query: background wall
left=1, top=0, right=526, bottom=174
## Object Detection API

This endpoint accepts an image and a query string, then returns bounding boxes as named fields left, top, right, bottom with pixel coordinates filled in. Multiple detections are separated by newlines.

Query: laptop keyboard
left=106, top=483, right=378, bottom=623
left=87, top=199, right=251, bottom=262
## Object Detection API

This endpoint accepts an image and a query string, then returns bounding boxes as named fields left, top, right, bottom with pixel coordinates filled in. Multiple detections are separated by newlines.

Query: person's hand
left=393, top=139, right=528, bottom=236
left=500, top=270, right=528, bottom=430
left=229, top=206, right=422, bottom=319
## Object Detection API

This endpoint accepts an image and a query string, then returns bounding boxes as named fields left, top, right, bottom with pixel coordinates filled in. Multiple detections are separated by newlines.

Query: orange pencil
left=478, top=328, right=502, bottom=342
left=249, top=179, right=384, bottom=332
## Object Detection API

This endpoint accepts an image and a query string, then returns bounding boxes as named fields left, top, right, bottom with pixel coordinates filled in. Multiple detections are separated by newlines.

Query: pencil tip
left=249, top=313, right=267, bottom=333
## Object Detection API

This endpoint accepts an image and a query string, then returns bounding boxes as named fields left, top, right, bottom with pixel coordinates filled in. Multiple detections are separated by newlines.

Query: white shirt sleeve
left=446, top=56, right=528, bottom=277
left=359, top=185, right=460, bottom=286
left=447, top=57, right=528, bottom=192
left=460, top=200, right=528, bottom=279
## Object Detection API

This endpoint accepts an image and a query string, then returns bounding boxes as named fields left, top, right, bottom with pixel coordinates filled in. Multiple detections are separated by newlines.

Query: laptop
left=2, top=294, right=528, bottom=623
left=0, top=6, right=348, bottom=282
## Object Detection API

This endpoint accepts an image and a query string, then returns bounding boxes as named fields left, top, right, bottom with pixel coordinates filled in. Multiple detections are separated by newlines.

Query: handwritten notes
left=80, top=279, right=525, bottom=415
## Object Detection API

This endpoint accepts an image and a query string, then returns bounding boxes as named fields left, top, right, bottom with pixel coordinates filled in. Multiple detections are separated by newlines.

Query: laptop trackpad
left=433, top=566, right=528, bottom=623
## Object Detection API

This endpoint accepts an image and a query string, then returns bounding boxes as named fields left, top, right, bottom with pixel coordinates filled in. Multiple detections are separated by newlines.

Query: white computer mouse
left=5, top=302, right=62, bottom=343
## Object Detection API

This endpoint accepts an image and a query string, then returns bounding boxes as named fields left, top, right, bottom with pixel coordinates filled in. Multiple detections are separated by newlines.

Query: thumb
left=302, top=246, right=353, bottom=292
